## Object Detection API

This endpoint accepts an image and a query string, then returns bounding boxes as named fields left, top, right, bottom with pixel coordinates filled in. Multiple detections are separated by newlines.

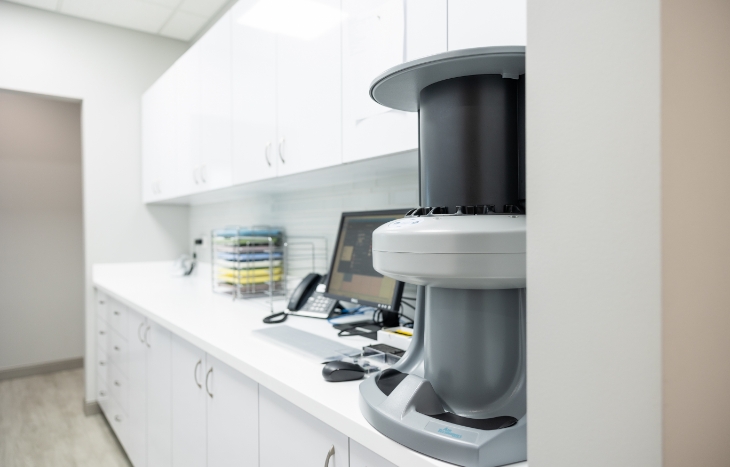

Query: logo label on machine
left=387, top=219, right=422, bottom=229
left=424, top=422, right=478, bottom=443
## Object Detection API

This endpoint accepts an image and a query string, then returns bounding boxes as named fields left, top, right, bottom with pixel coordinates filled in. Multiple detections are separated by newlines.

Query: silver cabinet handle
left=201, top=164, right=207, bottom=183
left=193, top=167, right=199, bottom=184
left=144, top=325, right=150, bottom=348
left=205, top=367, right=213, bottom=398
left=114, top=415, right=122, bottom=422
left=99, top=361, right=106, bottom=366
left=324, top=446, right=335, bottom=467
left=278, top=138, right=286, bottom=163
left=114, top=380, right=121, bottom=387
left=99, top=330, right=105, bottom=335
left=138, top=322, right=145, bottom=343
left=194, top=359, right=202, bottom=388
left=264, top=142, right=272, bottom=167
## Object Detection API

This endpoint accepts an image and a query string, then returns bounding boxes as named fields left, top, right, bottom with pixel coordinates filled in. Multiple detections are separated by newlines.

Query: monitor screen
left=325, top=210, right=405, bottom=310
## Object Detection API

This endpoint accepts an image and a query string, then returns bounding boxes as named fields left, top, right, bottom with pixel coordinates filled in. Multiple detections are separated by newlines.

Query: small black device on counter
left=322, top=361, right=366, bottom=382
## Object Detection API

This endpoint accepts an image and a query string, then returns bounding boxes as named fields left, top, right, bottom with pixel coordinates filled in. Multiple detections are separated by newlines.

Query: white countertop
left=93, top=261, right=527, bottom=467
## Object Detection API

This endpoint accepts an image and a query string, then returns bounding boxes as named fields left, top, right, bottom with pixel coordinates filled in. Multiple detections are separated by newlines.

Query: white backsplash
left=189, top=172, right=419, bottom=265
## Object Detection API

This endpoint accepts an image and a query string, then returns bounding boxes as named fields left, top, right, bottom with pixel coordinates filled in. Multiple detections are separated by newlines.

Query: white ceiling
left=5, top=0, right=233, bottom=41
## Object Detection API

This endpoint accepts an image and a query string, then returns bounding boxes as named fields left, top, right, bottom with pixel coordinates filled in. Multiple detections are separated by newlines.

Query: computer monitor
left=325, top=210, right=405, bottom=312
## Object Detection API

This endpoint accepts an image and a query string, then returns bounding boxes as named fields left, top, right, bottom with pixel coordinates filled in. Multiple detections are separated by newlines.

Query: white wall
left=526, top=1, right=662, bottom=466
left=0, top=90, right=84, bottom=371
left=189, top=172, right=419, bottom=267
left=0, top=1, right=190, bottom=402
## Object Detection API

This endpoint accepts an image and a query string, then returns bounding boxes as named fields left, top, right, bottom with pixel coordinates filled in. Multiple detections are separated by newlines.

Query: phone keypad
left=304, top=295, right=336, bottom=314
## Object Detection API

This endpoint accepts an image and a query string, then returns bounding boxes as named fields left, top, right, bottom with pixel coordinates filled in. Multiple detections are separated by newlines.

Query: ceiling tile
left=159, top=10, right=207, bottom=41
left=4, top=0, right=59, bottom=11
left=138, top=0, right=183, bottom=9
left=60, top=0, right=174, bottom=34
left=178, top=0, right=228, bottom=18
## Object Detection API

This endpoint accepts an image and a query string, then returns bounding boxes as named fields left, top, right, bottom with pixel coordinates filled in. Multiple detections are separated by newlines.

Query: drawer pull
left=144, top=325, right=151, bottom=348
left=194, top=359, right=202, bottom=388
left=205, top=367, right=213, bottom=398
left=138, top=322, right=145, bottom=343
left=114, top=380, right=121, bottom=387
left=324, top=446, right=335, bottom=467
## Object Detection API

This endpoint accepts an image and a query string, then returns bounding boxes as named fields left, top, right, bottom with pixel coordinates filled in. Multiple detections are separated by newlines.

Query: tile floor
left=0, top=368, right=131, bottom=466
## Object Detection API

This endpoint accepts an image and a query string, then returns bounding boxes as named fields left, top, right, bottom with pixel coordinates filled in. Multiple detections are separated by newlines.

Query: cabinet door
left=142, top=67, right=178, bottom=202
left=206, top=355, right=259, bottom=467
left=342, top=0, right=447, bottom=163
left=171, top=334, right=207, bottom=467
left=231, top=0, right=278, bottom=184
left=198, top=12, right=233, bottom=191
left=260, top=387, right=348, bottom=467
left=146, top=321, right=172, bottom=467
left=175, top=43, right=203, bottom=196
left=142, top=80, right=162, bottom=203
left=350, top=440, right=397, bottom=467
left=447, top=0, right=526, bottom=50
left=127, top=309, right=148, bottom=467
left=276, top=0, right=342, bottom=176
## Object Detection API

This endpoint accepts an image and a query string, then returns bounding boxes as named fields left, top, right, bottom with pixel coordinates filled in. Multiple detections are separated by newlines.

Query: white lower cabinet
left=127, top=309, right=148, bottom=467
left=206, top=355, right=259, bottom=467
left=146, top=321, right=172, bottom=467
left=350, top=440, right=397, bottom=467
left=260, top=387, right=348, bottom=467
left=172, top=335, right=208, bottom=467
left=95, top=290, right=395, bottom=467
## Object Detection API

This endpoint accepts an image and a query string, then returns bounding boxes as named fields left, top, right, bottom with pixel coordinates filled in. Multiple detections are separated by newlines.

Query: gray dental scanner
left=359, top=46, right=527, bottom=467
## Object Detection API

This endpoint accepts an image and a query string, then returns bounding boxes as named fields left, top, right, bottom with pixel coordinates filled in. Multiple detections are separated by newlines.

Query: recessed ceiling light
left=237, top=0, right=347, bottom=40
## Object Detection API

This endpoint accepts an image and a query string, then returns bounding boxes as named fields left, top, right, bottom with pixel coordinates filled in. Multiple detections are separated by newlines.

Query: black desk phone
left=263, top=273, right=338, bottom=324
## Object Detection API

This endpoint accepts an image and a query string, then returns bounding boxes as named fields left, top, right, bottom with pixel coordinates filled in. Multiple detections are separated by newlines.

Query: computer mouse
left=322, top=361, right=366, bottom=382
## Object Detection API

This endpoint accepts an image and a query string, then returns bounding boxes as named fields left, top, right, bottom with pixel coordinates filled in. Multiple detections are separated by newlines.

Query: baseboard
left=0, top=357, right=84, bottom=382
left=83, top=399, right=101, bottom=416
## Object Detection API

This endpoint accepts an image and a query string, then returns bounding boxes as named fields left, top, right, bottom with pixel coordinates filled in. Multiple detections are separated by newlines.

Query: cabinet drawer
left=108, top=299, right=128, bottom=338
left=96, top=291, right=108, bottom=323
left=97, top=378, right=110, bottom=415
left=106, top=390, right=129, bottom=452
left=97, top=345, right=109, bottom=385
left=109, top=331, right=128, bottom=378
left=97, top=318, right=109, bottom=351
left=109, top=362, right=129, bottom=414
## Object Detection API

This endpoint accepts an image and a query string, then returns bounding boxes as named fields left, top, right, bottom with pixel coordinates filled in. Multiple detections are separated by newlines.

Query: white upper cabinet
left=342, top=0, right=446, bottom=163
left=447, top=0, right=526, bottom=50
left=275, top=0, right=342, bottom=176
left=174, top=43, right=203, bottom=196
left=142, top=67, right=178, bottom=202
left=197, top=12, right=234, bottom=191
left=231, top=0, right=278, bottom=184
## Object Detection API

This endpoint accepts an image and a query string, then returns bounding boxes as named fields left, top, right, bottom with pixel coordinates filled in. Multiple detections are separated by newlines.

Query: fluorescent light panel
left=237, top=0, right=346, bottom=40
